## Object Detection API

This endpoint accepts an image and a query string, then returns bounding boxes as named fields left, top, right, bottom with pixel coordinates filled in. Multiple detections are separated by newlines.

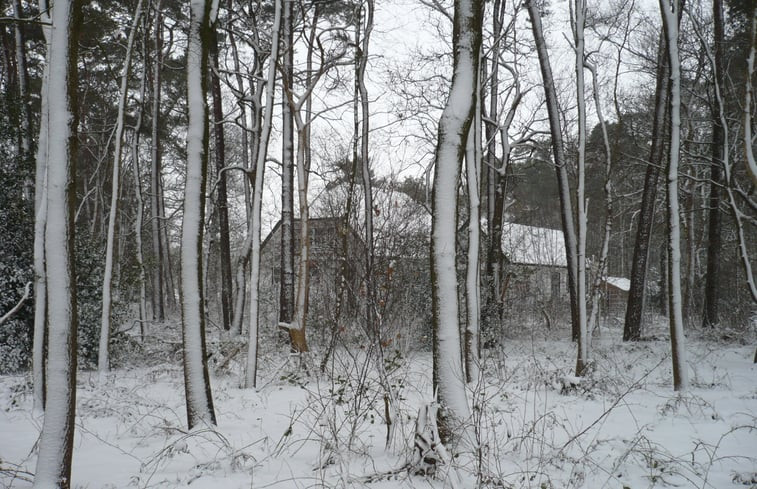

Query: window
left=550, top=271, right=560, bottom=299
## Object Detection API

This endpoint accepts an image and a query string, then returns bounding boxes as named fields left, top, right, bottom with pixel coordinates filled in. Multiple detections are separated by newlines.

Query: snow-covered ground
left=1, top=328, right=755, bottom=488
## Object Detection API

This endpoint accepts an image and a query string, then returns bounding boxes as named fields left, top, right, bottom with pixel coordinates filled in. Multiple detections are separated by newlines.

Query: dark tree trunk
left=623, top=33, right=669, bottom=341
left=483, top=0, right=504, bottom=341
left=279, top=0, right=295, bottom=336
left=703, top=0, right=725, bottom=328
left=210, top=29, right=233, bottom=331
left=150, top=3, right=165, bottom=322
left=526, top=0, right=580, bottom=341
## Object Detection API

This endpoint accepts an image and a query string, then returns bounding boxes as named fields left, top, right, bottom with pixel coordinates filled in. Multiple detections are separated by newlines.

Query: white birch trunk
left=244, top=0, right=282, bottom=389
left=585, top=63, right=613, bottom=336
left=431, top=0, right=482, bottom=444
left=360, top=22, right=376, bottom=341
left=659, top=0, right=689, bottom=391
left=572, top=0, right=589, bottom=375
left=181, top=0, right=217, bottom=427
left=33, top=0, right=79, bottom=485
left=291, top=127, right=310, bottom=350
left=99, top=0, right=144, bottom=378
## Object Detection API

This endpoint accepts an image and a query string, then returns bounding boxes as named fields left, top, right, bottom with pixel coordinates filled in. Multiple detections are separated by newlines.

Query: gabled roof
left=501, top=222, right=567, bottom=267
left=604, top=276, right=631, bottom=291
left=261, top=184, right=430, bottom=258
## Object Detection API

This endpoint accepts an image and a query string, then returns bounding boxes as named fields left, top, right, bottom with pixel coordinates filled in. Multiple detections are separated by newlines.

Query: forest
left=0, top=0, right=755, bottom=487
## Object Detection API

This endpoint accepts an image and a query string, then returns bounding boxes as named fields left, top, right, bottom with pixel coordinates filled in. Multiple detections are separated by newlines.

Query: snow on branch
left=0, top=282, right=32, bottom=326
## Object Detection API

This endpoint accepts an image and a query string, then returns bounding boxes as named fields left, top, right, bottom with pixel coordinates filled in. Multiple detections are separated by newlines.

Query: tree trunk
left=660, top=0, right=688, bottom=392
left=464, top=80, right=481, bottom=383
left=227, top=0, right=258, bottom=336
left=526, top=0, right=580, bottom=342
left=210, top=27, right=233, bottom=332
left=32, top=1, right=51, bottom=414
left=358, top=2, right=376, bottom=341
left=244, top=0, right=283, bottom=389
left=279, top=0, right=296, bottom=340
left=181, top=0, right=216, bottom=428
left=431, top=0, right=482, bottom=446
left=702, top=0, right=725, bottom=328
left=33, top=0, right=81, bottom=485
left=12, top=0, right=33, bottom=191
left=572, top=0, right=589, bottom=376
left=483, top=0, right=505, bottom=342
left=150, top=0, right=165, bottom=322
left=623, top=33, right=669, bottom=341
left=585, top=62, right=613, bottom=340
left=744, top=5, right=757, bottom=187
left=132, top=27, right=149, bottom=337
left=99, top=0, right=144, bottom=378
left=290, top=128, right=310, bottom=354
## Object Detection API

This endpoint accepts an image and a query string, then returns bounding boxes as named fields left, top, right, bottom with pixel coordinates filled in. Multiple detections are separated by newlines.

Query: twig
left=559, top=357, right=666, bottom=453
left=0, top=282, right=32, bottom=326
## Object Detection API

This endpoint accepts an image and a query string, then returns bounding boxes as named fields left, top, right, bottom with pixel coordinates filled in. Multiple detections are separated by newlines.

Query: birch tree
left=228, top=0, right=266, bottom=336
left=431, top=0, right=482, bottom=444
left=585, top=62, right=614, bottom=338
left=32, top=0, right=81, bottom=485
left=99, top=0, right=144, bottom=378
left=659, top=0, right=688, bottom=391
left=244, top=0, right=282, bottom=389
left=181, top=0, right=217, bottom=428
left=571, top=0, right=589, bottom=375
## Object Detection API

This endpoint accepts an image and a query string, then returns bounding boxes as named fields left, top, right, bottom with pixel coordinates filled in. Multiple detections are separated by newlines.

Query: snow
left=606, top=276, right=631, bottom=292
left=34, top=0, right=78, bottom=485
left=180, top=0, right=215, bottom=426
left=501, top=222, right=568, bottom=267
left=2, top=332, right=755, bottom=488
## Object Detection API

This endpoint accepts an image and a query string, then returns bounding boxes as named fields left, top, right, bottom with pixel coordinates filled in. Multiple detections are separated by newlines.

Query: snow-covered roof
left=605, top=276, right=630, bottom=291
left=501, top=222, right=567, bottom=267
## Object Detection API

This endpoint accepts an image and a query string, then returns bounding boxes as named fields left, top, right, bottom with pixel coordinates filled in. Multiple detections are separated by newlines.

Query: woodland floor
left=1, top=320, right=756, bottom=489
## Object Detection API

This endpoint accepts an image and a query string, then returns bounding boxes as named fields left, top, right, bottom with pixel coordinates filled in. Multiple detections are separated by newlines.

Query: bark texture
left=181, top=0, right=217, bottom=428
left=33, top=0, right=81, bottom=486
left=431, top=0, right=482, bottom=445
left=623, top=34, right=669, bottom=342
left=526, top=0, right=580, bottom=342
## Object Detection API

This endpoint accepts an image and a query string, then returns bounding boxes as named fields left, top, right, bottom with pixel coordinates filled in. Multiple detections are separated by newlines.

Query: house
left=500, top=222, right=568, bottom=308
left=259, top=184, right=431, bottom=335
left=598, top=276, right=630, bottom=316
left=498, top=222, right=629, bottom=324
